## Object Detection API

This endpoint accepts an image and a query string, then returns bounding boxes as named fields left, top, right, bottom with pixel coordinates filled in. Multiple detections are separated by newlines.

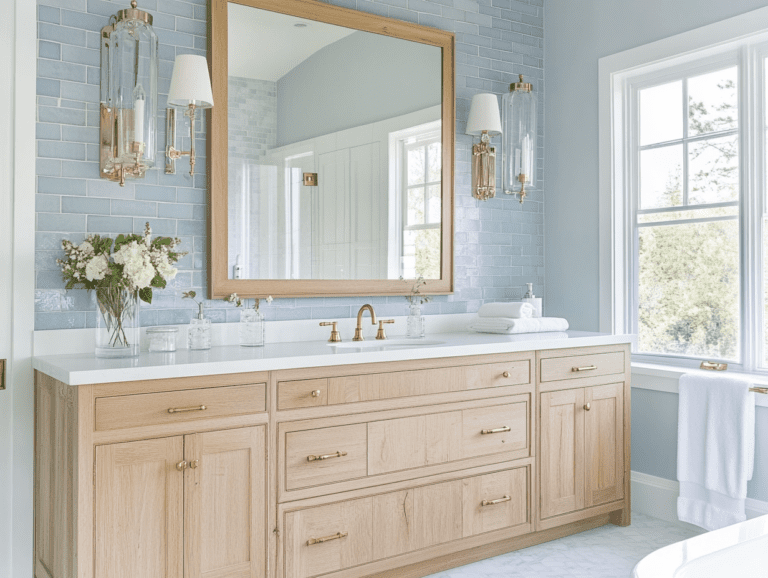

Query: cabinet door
left=185, top=426, right=266, bottom=578
left=95, top=437, right=184, bottom=578
left=585, top=383, right=625, bottom=507
left=540, top=389, right=585, bottom=519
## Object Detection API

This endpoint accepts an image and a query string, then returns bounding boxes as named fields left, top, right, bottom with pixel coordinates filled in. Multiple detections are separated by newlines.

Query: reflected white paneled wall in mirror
left=226, top=4, right=442, bottom=281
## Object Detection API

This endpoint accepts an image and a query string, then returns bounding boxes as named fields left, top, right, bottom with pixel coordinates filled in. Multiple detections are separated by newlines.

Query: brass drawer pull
left=307, top=531, right=348, bottom=546
left=307, top=451, right=347, bottom=462
left=481, top=495, right=511, bottom=507
left=168, top=405, right=207, bottom=414
left=311, top=390, right=321, bottom=397
left=480, top=426, right=511, bottom=435
left=572, top=365, right=597, bottom=372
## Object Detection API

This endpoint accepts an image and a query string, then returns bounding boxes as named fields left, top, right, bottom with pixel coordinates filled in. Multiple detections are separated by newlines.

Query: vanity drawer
left=281, top=395, right=531, bottom=496
left=278, top=379, right=328, bottom=410
left=539, top=350, right=625, bottom=383
left=285, top=424, right=368, bottom=490
left=278, top=357, right=531, bottom=410
left=282, top=464, right=530, bottom=578
left=94, top=383, right=266, bottom=431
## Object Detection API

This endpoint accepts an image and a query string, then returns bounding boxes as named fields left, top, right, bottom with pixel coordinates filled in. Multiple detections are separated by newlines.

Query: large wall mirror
left=209, top=0, right=455, bottom=298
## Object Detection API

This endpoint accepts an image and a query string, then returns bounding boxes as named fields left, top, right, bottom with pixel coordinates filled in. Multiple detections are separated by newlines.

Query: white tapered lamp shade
left=167, top=55, right=214, bottom=108
left=466, top=93, right=502, bottom=136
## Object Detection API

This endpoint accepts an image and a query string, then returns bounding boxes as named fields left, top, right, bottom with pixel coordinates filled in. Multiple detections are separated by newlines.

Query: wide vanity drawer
left=282, top=395, right=530, bottom=494
left=277, top=358, right=531, bottom=410
left=539, top=350, right=625, bottom=383
left=94, top=383, right=266, bottom=431
left=283, top=465, right=531, bottom=578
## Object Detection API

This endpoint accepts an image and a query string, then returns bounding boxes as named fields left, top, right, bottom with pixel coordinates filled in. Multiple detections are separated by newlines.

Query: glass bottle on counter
left=189, top=302, right=211, bottom=350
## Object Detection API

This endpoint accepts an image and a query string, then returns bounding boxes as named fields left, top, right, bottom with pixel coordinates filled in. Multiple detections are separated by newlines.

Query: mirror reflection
left=227, top=4, right=443, bottom=281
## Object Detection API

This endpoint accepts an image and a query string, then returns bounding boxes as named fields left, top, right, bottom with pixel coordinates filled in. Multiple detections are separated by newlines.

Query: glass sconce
left=502, top=75, right=537, bottom=204
left=165, top=55, right=214, bottom=177
left=99, top=1, right=159, bottom=186
left=466, top=93, right=502, bottom=201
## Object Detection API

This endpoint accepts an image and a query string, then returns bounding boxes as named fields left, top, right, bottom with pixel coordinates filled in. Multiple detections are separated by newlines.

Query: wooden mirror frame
left=208, top=0, right=455, bottom=298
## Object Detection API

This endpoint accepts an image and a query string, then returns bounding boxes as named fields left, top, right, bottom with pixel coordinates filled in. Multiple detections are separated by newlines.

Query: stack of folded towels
left=468, top=302, right=569, bottom=334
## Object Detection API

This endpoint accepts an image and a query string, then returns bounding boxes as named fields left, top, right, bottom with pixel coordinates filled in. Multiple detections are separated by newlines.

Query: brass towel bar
left=699, top=361, right=767, bottom=394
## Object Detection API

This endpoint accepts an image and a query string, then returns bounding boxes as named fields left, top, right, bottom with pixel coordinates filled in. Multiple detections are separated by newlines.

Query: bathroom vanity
left=33, top=332, right=632, bottom=578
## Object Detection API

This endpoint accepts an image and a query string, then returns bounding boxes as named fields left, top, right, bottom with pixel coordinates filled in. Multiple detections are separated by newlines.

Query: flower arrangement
left=401, top=276, right=432, bottom=306
left=58, top=223, right=185, bottom=354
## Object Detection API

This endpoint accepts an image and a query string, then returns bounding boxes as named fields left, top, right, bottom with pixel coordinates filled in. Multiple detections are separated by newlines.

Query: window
left=402, top=134, right=442, bottom=279
left=600, top=11, right=768, bottom=373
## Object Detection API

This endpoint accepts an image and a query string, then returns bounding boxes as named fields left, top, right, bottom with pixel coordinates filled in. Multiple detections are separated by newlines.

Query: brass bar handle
left=481, top=426, right=511, bottom=435
left=307, top=451, right=348, bottom=462
left=168, top=405, right=207, bottom=414
left=481, top=495, right=512, bottom=507
left=307, top=531, right=348, bottom=546
left=572, top=365, right=597, bottom=372
left=750, top=387, right=768, bottom=394
left=701, top=361, right=728, bottom=371
left=584, top=403, right=591, bottom=411
left=176, top=461, right=188, bottom=471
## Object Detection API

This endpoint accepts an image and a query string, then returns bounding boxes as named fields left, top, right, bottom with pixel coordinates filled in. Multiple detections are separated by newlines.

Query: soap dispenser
left=189, top=302, right=212, bottom=350
left=522, top=283, right=542, bottom=318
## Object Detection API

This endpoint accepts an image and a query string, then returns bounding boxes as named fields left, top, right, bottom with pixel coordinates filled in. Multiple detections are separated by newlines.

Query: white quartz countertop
left=33, top=330, right=633, bottom=386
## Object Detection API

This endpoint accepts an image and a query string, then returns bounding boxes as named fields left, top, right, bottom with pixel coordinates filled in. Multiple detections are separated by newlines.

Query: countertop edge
left=33, top=333, right=634, bottom=386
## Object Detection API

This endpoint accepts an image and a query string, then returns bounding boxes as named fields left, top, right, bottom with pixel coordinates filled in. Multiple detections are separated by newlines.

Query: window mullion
left=682, top=78, right=690, bottom=206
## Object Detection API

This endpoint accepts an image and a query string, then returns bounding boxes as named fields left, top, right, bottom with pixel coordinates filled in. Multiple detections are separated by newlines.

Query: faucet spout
left=354, top=304, right=377, bottom=341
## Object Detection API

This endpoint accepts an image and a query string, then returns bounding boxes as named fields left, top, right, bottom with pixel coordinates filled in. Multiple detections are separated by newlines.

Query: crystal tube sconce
left=466, top=94, right=502, bottom=202
left=99, top=1, right=159, bottom=186
left=502, top=75, right=537, bottom=204
left=165, top=55, right=214, bottom=176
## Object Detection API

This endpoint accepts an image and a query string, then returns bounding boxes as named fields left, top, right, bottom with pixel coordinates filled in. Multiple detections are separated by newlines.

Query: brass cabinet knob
left=311, top=390, right=321, bottom=398
left=176, top=460, right=188, bottom=471
left=584, top=403, right=591, bottom=411
left=189, top=460, right=199, bottom=469
left=320, top=321, right=341, bottom=343
left=502, top=371, right=510, bottom=378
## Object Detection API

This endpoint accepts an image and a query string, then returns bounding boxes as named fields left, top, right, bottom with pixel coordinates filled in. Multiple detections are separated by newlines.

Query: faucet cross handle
left=320, top=321, right=342, bottom=343
left=376, top=320, right=395, bottom=341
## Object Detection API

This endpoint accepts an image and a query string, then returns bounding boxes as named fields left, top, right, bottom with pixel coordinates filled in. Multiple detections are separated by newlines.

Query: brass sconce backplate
left=303, top=173, right=318, bottom=187
left=0, top=359, right=6, bottom=390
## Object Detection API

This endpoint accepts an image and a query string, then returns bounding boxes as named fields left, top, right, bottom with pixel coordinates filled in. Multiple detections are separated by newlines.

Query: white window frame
left=599, top=6, right=768, bottom=373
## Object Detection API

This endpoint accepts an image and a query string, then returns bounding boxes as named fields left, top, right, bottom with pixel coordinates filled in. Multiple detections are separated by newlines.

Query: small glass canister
left=147, top=326, right=179, bottom=352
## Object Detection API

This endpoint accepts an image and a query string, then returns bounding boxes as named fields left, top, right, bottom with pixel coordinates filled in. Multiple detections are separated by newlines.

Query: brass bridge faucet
left=353, top=304, right=377, bottom=341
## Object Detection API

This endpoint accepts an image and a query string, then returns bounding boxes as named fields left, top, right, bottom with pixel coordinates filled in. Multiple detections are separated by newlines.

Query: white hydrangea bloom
left=114, top=241, right=155, bottom=289
left=85, top=254, right=109, bottom=282
left=78, top=241, right=95, bottom=256
left=155, top=254, right=178, bottom=281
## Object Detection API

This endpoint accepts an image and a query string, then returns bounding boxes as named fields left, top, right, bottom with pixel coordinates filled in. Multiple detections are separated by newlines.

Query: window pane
left=407, top=187, right=425, bottom=225
left=689, top=135, right=739, bottom=204
left=688, top=67, right=738, bottom=136
left=640, top=80, right=683, bottom=146
left=638, top=220, right=740, bottom=360
left=640, top=145, right=683, bottom=209
left=407, top=147, right=425, bottom=185
left=427, top=185, right=441, bottom=224
left=403, top=228, right=441, bottom=280
left=428, top=142, right=442, bottom=182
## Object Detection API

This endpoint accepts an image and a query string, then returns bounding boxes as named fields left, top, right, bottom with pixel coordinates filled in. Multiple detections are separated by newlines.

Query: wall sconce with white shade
left=502, top=74, right=537, bottom=204
left=99, top=1, right=159, bottom=186
left=466, top=93, right=502, bottom=201
left=165, top=55, right=214, bottom=176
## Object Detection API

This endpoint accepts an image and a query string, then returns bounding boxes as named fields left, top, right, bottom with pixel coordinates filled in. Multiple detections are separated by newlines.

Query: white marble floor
left=426, top=513, right=702, bottom=578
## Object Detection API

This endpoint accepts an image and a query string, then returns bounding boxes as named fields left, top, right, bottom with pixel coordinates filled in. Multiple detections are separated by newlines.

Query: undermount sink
left=329, top=339, right=446, bottom=350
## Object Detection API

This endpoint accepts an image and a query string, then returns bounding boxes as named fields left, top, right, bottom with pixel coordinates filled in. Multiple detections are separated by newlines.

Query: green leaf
left=155, top=237, right=172, bottom=246
left=139, top=287, right=153, bottom=304
left=150, top=275, right=166, bottom=289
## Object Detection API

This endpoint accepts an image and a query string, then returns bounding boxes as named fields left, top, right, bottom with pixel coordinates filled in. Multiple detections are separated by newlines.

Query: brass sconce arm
left=165, top=103, right=198, bottom=177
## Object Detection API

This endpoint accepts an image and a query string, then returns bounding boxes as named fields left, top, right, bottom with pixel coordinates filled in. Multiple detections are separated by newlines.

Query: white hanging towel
left=677, top=372, right=755, bottom=531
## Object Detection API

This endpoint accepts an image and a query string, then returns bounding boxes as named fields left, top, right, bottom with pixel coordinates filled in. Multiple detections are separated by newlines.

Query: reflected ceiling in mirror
left=210, top=0, right=454, bottom=297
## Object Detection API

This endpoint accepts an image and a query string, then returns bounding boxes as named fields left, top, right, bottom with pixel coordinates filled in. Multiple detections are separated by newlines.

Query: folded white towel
left=677, top=372, right=755, bottom=531
left=468, top=317, right=569, bottom=334
left=477, top=302, right=535, bottom=319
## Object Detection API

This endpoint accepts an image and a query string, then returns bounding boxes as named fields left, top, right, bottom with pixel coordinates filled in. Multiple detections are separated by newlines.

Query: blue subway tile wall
left=35, top=0, right=544, bottom=330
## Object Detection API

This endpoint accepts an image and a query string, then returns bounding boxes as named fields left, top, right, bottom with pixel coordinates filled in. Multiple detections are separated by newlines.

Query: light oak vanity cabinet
left=34, top=344, right=630, bottom=578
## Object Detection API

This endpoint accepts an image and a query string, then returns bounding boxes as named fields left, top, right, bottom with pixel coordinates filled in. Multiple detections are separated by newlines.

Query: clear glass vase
left=188, top=318, right=211, bottom=350
left=406, top=303, right=425, bottom=339
left=94, top=288, right=140, bottom=358
left=239, top=307, right=265, bottom=347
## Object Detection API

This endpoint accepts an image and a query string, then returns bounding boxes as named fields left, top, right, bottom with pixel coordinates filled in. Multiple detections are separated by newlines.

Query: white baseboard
left=631, top=471, right=768, bottom=530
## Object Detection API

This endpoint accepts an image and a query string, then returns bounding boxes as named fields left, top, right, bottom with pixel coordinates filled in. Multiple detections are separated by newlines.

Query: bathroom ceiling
left=228, top=3, right=355, bottom=82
